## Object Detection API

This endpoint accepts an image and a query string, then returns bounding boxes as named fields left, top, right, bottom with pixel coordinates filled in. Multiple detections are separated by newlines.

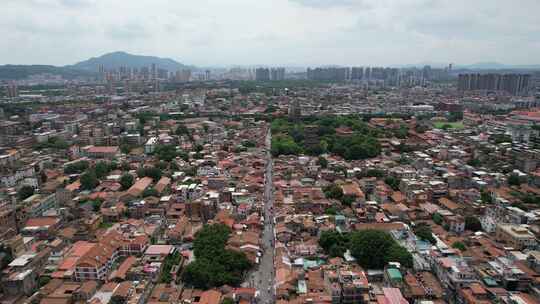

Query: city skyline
left=3, top=0, right=540, bottom=67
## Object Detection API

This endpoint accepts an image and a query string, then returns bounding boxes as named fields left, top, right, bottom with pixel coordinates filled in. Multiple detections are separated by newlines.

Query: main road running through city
left=249, top=128, right=276, bottom=304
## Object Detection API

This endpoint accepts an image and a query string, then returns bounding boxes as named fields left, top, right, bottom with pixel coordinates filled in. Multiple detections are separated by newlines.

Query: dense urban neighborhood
left=1, top=63, right=540, bottom=304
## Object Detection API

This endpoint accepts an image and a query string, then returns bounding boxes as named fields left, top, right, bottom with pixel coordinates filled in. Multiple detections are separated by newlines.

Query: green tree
left=64, top=160, right=89, bottom=174
left=222, top=298, right=235, bottom=304
left=176, top=124, right=190, bottom=136
left=323, top=184, right=343, bottom=200
left=325, top=206, right=338, bottom=215
left=319, top=230, right=349, bottom=258
left=91, top=199, right=103, bottom=212
left=110, top=296, right=126, bottom=304
left=414, top=224, right=436, bottom=244
left=386, top=243, right=413, bottom=268
left=94, top=161, right=110, bottom=179
left=465, top=216, right=482, bottom=231
left=155, top=145, right=181, bottom=162
left=448, top=111, right=464, bottom=122
left=441, top=124, right=453, bottom=130
left=349, top=230, right=410, bottom=269
left=480, top=190, right=492, bottom=203
left=120, top=174, right=134, bottom=190
left=452, top=241, right=466, bottom=251
left=38, top=276, right=51, bottom=287
left=467, top=158, right=481, bottom=167
left=80, top=170, right=99, bottom=190
left=0, top=244, right=13, bottom=271
left=340, top=194, right=356, bottom=206
left=183, top=224, right=252, bottom=289
left=365, top=169, right=385, bottom=178
left=508, top=174, right=522, bottom=186
left=432, top=213, right=443, bottom=225
left=317, top=156, right=328, bottom=168
left=143, top=188, right=159, bottom=198
left=17, top=185, right=34, bottom=200
left=137, top=167, right=162, bottom=180
left=384, top=177, right=400, bottom=191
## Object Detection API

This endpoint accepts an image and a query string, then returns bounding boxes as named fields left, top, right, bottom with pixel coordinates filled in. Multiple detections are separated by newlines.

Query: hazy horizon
left=3, top=0, right=540, bottom=67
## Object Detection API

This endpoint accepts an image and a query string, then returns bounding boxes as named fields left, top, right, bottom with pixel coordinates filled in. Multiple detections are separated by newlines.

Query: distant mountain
left=0, top=65, right=96, bottom=80
left=69, top=51, right=194, bottom=72
left=398, top=62, right=540, bottom=71
left=457, top=62, right=540, bottom=70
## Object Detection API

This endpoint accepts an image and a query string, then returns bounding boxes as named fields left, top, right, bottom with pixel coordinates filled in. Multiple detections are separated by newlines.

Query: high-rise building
left=270, top=68, right=285, bottom=81
left=288, top=99, right=301, bottom=121
left=151, top=63, right=157, bottom=79
left=351, top=67, right=364, bottom=80
left=255, top=68, right=271, bottom=81
left=307, top=67, right=349, bottom=81
left=458, top=73, right=530, bottom=95
left=176, top=69, right=192, bottom=82
left=6, top=82, right=18, bottom=98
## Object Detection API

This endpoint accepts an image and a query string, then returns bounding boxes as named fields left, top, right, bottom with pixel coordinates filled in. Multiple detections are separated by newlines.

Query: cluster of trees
left=79, top=161, right=117, bottom=190
left=155, top=145, right=188, bottom=162
left=491, top=134, right=512, bottom=144
left=182, top=224, right=251, bottom=289
left=94, top=161, right=117, bottom=179
left=0, top=244, right=13, bottom=271
left=319, top=230, right=413, bottom=269
left=447, top=111, right=464, bottom=122
left=384, top=177, right=400, bottom=191
left=160, top=251, right=182, bottom=283
left=120, top=174, right=134, bottom=190
left=508, top=174, right=525, bottom=186
left=432, top=213, right=443, bottom=225
left=465, top=216, right=482, bottom=231
left=64, top=160, right=89, bottom=174
left=351, top=230, right=413, bottom=269
left=270, top=116, right=381, bottom=160
left=137, top=167, right=162, bottom=180
left=317, top=156, right=328, bottom=168
left=413, top=223, right=436, bottom=244
left=17, top=185, right=35, bottom=200
left=142, top=188, right=159, bottom=198
left=34, top=136, right=69, bottom=150
left=319, top=230, right=350, bottom=257
left=452, top=241, right=466, bottom=251
left=323, top=184, right=356, bottom=206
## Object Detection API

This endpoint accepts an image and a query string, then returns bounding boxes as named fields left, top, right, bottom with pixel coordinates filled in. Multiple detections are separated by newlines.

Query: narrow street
left=249, top=128, right=276, bottom=303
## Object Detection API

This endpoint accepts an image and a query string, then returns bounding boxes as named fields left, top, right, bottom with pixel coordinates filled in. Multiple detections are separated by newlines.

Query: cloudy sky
left=3, top=0, right=540, bottom=67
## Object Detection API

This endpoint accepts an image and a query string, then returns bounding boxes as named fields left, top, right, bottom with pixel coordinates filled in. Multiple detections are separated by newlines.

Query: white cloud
left=1, top=0, right=539, bottom=66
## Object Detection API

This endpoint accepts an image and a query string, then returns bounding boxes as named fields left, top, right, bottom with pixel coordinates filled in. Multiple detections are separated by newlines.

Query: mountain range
left=1, top=52, right=539, bottom=80
left=400, top=61, right=540, bottom=70
left=0, top=51, right=194, bottom=80
left=69, top=51, right=194, bottom=72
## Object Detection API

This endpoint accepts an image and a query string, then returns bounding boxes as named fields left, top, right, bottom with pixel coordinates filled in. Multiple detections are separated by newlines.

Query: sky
left=3, top=0, right=540, bottom=67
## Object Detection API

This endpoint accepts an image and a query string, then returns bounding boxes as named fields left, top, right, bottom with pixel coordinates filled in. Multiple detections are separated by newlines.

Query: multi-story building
left=495, top=224, right=537, bottom=250
left=255, top=68, right=271, bottom=81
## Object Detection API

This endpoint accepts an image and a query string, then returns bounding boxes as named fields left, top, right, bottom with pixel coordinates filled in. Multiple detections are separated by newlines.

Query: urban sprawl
left=1, top=64, right=540, bottom=304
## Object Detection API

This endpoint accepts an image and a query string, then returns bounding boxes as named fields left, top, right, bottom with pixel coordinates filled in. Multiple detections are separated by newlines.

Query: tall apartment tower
left=351, top=67, right=364, bottom=80
left=270, top=68, right=285, bottom=81
left=255, top=68, right=271, bottom=81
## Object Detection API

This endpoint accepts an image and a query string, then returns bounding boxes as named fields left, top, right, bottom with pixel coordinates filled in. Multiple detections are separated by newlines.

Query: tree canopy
left=137, top=167, right=162, bottom=180
left=80, top=170, right=99, bottom=190
left=349, top=229, right=412, bottom=269
left=120, top=174, right=134, bottom=190
left=413, top=223, right=436, bottom=244
left=182, top=224, right=252, bottom=289
left=17, top=185, right=35, bottom=200
left=270, top=116, right=381, bottom=160
left=465, top=216, right=482, bottom=231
